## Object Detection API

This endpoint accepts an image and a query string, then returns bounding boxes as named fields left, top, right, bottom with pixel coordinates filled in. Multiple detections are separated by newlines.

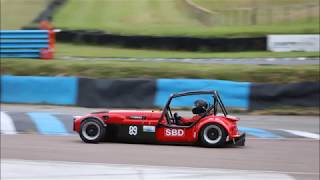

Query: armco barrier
left=1, top=75, right=318, bottom=110
left=0, top=30, right=55, bottom=59
left=0, top=75, right=78, bottom=105
left=155, top=79, right=251, bottom=109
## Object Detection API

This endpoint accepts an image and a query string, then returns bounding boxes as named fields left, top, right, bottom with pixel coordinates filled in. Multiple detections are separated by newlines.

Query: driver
left=174, top=99, right=208, bottom=125
left=192, top=99, right=208, bottom=115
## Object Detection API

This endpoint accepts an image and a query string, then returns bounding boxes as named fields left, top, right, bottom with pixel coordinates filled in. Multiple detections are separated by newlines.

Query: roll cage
left=158, top=90, right=228, bottom=127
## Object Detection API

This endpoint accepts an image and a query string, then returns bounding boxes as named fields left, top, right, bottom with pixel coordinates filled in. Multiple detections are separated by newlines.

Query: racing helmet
left=192, top=99, right=208, bottom=115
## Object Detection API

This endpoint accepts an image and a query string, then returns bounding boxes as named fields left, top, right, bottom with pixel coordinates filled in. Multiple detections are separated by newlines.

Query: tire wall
left=249, top=81, right=320, bottom=110
left=1, top=75, right=319, bottom=111
left=77, top=78, right=156, bottom=108
left=55, top=30, right=266, bottom=52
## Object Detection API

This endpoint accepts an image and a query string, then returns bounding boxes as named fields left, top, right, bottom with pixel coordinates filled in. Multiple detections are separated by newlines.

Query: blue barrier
left=0, top=49, right=41, bottom=58
left=1, top=40, right=49, bottom=43
left=0, top=30, right=54, bottom=59
left=1, top=75, right=250, bottom=109
left=155, top=79, right=251, bottom=109
left=0, top=75, right=316, bottom=110
left=0, top=44, right=49, bottom=48
left=1, top=75, right=78, bottom=105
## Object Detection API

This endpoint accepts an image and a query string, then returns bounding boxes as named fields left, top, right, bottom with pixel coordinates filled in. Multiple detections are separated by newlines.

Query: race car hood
left=90, top=110, right=162, bottom=121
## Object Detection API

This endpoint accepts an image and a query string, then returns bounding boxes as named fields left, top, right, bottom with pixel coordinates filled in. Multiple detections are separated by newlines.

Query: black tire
left=79, top=118, right=106, bottom=143
left=199, top=123, right=227, bottom=147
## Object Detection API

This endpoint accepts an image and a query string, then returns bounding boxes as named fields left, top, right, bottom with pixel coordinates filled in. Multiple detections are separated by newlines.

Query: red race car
left=73, top=90, right=245, bottom=147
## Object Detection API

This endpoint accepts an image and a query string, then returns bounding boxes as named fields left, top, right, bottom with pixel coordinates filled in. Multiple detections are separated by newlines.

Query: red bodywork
left=73, top=110, right=242, bottom=144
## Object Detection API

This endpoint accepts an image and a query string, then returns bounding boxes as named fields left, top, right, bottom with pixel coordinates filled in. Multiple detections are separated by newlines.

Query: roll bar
left=158, top=90, right=228, bottom=125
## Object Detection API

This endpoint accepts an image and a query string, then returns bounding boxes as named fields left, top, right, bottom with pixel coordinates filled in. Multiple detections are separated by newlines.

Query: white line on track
left=279, top=129, right=320, bottom=140
left=2, top=159, right=297, bottom=180
left=0, top=111, right=16, bottom=134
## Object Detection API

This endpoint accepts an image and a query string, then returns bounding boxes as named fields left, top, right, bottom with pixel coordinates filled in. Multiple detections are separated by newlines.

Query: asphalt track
left=1, top=135, right=319, bottom=180
left=1, top=104, right=319, bottom=180
left=2, top=104, right=319, bottom=134
left=60, top=56, right=320, bottom=65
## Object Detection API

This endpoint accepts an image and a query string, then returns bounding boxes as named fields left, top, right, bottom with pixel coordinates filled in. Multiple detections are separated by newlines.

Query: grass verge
left=1, top=58, right=319, bottom=83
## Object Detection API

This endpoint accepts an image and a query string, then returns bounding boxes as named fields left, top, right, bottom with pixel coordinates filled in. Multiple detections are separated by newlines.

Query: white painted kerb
left=1, top=112, right=16, bottom=134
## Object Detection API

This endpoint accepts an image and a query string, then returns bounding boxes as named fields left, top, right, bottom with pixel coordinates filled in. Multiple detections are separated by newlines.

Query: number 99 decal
left=128, top=126, right=138, bottom=136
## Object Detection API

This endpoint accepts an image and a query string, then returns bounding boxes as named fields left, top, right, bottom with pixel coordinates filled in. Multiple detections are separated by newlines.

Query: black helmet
left=192, top=99, right=208, bottom=115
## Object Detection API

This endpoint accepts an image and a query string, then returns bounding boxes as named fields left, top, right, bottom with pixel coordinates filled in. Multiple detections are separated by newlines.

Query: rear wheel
left=199, top=123, right=227, bottom=147
left=79, top=119, right=106, bottom=143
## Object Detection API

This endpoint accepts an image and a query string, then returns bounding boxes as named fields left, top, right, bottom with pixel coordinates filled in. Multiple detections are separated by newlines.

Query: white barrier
left=267, top=34, right=320, bottom=52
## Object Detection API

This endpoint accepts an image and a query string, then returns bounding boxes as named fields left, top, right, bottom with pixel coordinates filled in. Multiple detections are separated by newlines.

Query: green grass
left=0, top=0, right=48, bottom=29
left=52, top=0, right=320, bottom=37
left=56, top=43, right=320, bottom=58
left=2, top=58, right=319, bottom=83
left=1, top=0, right=318, bottom=37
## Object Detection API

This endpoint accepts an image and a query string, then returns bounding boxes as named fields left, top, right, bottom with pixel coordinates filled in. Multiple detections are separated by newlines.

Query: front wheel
left=199, top=123, right=227, bottom=147
left=79, top=119, right=106, bottom=143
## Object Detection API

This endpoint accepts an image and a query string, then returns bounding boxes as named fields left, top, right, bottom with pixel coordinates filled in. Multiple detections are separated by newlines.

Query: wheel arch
left=195, top=118, right=230, bottom=141
left=81, top=116, right=106, bottom=127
